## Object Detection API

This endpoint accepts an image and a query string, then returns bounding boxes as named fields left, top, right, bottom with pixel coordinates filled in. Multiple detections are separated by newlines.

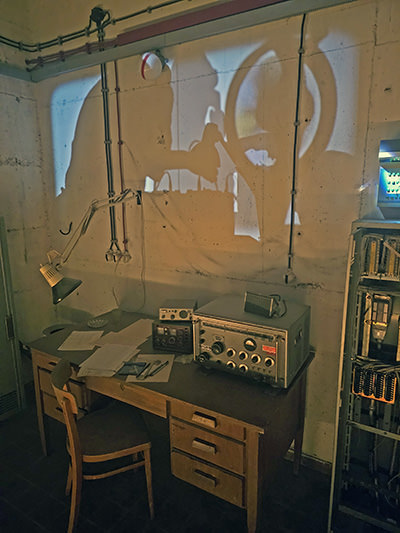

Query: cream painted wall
left=0, top=74, right=54, bottom=341
left=1, top=0, right=400, bottom=464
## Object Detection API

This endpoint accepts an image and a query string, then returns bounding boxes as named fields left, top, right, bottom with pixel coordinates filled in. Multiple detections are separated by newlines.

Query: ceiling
left=0, top=0, right=357, bottom=82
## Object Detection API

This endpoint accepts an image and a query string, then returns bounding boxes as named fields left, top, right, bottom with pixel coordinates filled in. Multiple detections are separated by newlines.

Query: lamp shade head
left=51, top=277, right=82, bottom=305
left=40, top=262, right=82, bottom=304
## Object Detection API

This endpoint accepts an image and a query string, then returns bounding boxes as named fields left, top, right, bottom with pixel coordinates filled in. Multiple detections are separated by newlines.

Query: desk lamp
left=40, top=188, right=140, bottom=304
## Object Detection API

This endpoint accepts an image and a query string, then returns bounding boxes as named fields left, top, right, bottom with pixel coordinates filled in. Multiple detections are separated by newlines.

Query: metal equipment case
left=329, top=220, right=400, bottom=531
left=193, top=294, right=310, bottom=388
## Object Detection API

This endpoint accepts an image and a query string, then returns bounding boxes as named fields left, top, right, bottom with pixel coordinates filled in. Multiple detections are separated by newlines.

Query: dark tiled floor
left=0, top=386, right=385, bottom=533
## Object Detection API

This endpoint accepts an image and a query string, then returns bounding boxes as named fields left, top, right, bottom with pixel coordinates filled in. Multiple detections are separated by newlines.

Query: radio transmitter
left=193, top=294, right=310, bottom=388
left=152, top=320, right=193, bottom=354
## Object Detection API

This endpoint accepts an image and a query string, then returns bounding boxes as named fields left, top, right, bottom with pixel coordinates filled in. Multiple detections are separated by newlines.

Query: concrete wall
left=1, top=0, right=400, bottom=464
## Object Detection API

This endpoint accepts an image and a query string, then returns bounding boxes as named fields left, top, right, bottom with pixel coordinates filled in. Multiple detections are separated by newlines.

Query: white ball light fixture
left=140, top=50, right=167, bottom=80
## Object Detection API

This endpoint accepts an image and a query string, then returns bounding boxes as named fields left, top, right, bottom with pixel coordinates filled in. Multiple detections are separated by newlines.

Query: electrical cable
left=286, top=12, right=307, bottom=280
left=367, top=399, right=381, bottom=513
left=0, top=25, right=99, bottom=52
left=0, top=0, right=185, bottom=54
left=132, top=192, right=147, bottom=313
left=354, top=355, right=400, bottom=375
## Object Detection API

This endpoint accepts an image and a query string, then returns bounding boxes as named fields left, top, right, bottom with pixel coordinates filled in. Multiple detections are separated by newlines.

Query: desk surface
left=30, top=310, right=309, bottom=533
left=29, top=310, right=305, bottom=431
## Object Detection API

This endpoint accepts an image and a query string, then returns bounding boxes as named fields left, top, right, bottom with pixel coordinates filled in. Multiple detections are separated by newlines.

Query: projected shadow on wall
left=54, top=26, right=358, bottom=278
left=119, top=39, right=340, bottom=246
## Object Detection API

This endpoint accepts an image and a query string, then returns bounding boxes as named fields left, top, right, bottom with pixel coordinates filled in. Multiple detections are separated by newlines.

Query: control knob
left=197, top=352, right=210, bottom=363
left=244, top=338, right=257, bottom=351
left=211, top=341, right=224, bottom=355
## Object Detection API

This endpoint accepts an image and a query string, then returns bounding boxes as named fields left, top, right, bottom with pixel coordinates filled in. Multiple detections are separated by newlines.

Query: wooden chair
left=51, top=358, right=154, bottom=532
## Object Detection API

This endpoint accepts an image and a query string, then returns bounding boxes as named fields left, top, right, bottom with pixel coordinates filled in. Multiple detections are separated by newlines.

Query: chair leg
left=143, top=448, right=154, bottom=520
left=67, top=462, right=83, bottom=533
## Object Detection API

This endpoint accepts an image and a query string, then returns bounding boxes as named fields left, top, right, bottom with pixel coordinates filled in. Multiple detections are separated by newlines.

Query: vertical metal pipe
left=92, top=8, right=122, bottom=260
left=100, top=61, right=118, bottom=241
left=114, top=60, right=130, bottom=260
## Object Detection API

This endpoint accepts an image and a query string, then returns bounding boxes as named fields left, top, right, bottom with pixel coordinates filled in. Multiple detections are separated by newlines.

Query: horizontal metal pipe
left=3, top=0, right=355, bottom=82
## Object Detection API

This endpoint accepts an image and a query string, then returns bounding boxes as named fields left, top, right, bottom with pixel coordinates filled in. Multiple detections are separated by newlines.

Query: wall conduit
left=285, top=12, right=307, bottom=285
left=91, top=7, right=124, bottom=262
left=114, top=59, right=131, bottom=261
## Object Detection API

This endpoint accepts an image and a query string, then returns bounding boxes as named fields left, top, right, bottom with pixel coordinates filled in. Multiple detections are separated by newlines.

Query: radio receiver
left=159, top=299, right=198, bottom=321
left=193, top=294, right=310, bottom=388
left=152, top=320, right=193, bottom=354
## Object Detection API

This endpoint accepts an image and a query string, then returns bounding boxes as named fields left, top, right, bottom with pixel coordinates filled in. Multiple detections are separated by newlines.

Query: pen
left=136, top=362, right=150, bottom=378
left=148, top=360, right=169, bottom=377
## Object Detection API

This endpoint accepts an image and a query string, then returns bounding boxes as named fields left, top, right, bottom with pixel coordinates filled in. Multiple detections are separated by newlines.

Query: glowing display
left=378, top=140, right=400, bottom=210
left=379, top=168, right=400, bottom=201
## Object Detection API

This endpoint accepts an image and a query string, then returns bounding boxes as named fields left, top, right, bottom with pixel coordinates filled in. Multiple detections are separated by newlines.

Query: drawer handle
left=192, top=438, right=217, bottom=455
left=194, top=469, right=217, bottom=488
left=48, top=361, right=57, bottom=367
left=192, top=412, right=217, bottom=429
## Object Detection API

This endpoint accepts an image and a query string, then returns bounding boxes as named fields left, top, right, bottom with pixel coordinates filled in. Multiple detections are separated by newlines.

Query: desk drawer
left=170, top=401, right=245, bottom=441
left=170, top=419, right=244, bottom=474
left=42, top=391, right=86, bottom=423
left=38, top=368, right=86, bottom=408
left=85, top=376, right=167, bottom=418
left=171, top=450, right=244, bottom=508
left=32, top=350, right=59, bottom=371
left=42, top=392, right=65, bottom=423
left=33, top=351, right=81, bottom=381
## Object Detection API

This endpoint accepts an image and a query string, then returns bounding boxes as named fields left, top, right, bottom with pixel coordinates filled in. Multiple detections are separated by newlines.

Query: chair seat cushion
left=77, top=402, right=150, bottom=456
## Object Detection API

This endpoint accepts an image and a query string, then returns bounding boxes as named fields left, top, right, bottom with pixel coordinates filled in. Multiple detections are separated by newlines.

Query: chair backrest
left=51, top=359, right=82, bottom=464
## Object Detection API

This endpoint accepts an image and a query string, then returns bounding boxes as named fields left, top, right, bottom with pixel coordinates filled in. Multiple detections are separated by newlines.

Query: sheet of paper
left=77, top=344, right=137, bottom=377
left=126, top=353, right=174, bottom=383
left=96, top=318, right=153, bottom=348
left=58, top=330, right=104, bottom=351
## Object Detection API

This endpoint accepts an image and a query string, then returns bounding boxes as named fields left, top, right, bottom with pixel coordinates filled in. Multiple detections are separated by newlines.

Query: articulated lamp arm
left=40, top=188, right=140, bottom=304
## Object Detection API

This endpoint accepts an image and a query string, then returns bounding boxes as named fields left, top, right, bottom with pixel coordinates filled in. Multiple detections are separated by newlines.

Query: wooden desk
left=29, top=312, right=308, bottom=533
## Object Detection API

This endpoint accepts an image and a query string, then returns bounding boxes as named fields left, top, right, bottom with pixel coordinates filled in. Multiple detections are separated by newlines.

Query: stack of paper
left=58, top=330, right=104, bottom=351
left=77, top=344, right=137, bottom=377
left=96, top=319, right=153, bottom=347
